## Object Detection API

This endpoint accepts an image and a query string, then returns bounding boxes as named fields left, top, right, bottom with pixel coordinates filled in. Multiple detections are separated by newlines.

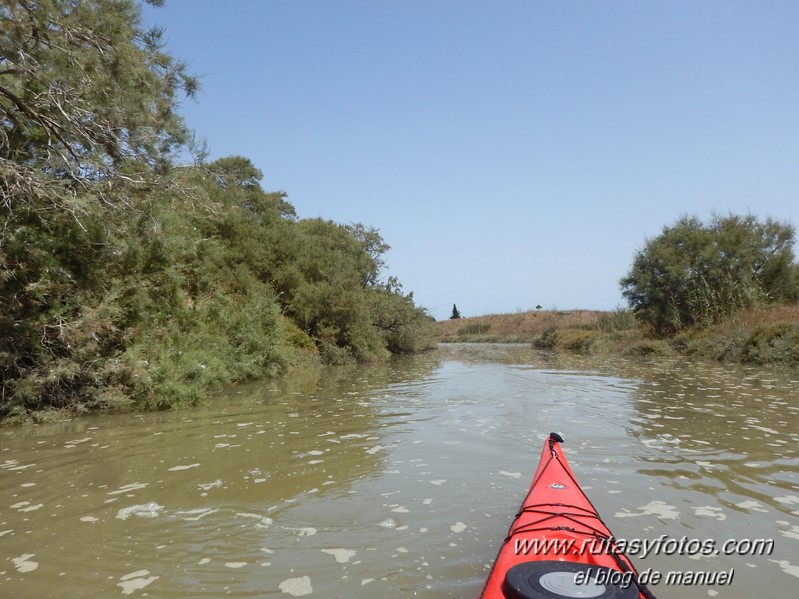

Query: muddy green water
left=2, top=344, right=798, bottom=598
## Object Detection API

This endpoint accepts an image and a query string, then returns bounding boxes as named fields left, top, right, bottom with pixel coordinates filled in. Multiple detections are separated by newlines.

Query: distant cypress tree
left=450, top=304, right=462, bottom=319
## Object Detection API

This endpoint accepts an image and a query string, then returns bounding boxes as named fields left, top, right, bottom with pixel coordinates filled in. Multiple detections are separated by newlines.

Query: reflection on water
left=1, top=344, right=797, bottom=598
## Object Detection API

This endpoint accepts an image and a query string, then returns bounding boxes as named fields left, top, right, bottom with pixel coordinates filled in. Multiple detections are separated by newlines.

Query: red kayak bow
left=479, top=433, right=656, bottom=599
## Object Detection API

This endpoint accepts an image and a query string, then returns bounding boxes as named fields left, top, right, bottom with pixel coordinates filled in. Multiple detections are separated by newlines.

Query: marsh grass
left=435, top=304, right=799, bottom=367
left=437, top=310, right=605, bottom=343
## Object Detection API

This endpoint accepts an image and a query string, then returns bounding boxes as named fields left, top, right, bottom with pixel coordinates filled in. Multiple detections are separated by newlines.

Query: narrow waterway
left=2, top=344, right=798, bottom=598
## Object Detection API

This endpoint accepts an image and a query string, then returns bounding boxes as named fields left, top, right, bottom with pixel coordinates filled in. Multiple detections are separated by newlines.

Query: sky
left=141, top=1, right=799, bottom=321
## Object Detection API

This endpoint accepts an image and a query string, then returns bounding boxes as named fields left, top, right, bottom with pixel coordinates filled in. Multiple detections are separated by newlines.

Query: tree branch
left=0, top=83, right=79, bottom=161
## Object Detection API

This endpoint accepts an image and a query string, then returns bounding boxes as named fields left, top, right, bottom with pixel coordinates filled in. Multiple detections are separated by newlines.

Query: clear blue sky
left=142, top=1, right=798, bottom=321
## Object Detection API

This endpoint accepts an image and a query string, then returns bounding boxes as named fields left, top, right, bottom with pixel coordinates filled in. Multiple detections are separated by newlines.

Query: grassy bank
left=435, top=310, right=606, bottom=343
left=435, top=304, right=799, bottom=367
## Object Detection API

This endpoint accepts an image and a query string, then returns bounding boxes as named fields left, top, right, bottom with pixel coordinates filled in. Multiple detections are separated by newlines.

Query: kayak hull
left=479, top=434, right=655, bottom=599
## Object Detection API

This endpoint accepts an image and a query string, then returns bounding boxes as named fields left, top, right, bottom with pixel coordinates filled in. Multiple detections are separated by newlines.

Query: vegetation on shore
left=435, top=303, right=799, bottom=367
left=438, top=213, right=799, bottom=368
left=436, top=310, right=605, bottom=344
left=0, top=1, right=435, bottom=424
left=3, top=2, right=797, bottom=425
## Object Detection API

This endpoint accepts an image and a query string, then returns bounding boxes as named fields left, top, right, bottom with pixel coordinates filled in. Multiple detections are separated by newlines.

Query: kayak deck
left=479, top=433, right=656, bottom=599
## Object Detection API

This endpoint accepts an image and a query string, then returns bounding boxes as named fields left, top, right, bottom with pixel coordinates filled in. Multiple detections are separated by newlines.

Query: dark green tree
left=345, top=223, right=390, bottom=288
left=1, top=0, right=198, bottom=208
left=621, top=214, right=799, bottom=333
left=368, top=278, right=434, bottom=354
left=450, top=304, right=462, bottom=319
left=1, top=0, right=199, bottom=417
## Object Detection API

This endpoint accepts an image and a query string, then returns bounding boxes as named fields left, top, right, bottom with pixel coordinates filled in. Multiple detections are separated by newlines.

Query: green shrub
left=556, top=329, right=599, bottom=352
left=534, top=328, right=598, bottom=352
left=620, top=339, right=672, bottom=357
left=740, top=323, right=799, bottom=365
left=595, top=309, right=638, bottom=334
left=621, top=214, right=798, bottom=334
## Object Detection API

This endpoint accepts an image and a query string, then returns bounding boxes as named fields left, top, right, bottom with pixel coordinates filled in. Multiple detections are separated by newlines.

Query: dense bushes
left=621, top=214, right=799, bottom=334
left=0, top=2, right=434, bottom=422
left=1, top=155, right=436, bottom=421
left=739, top=324, right=799, bottom=365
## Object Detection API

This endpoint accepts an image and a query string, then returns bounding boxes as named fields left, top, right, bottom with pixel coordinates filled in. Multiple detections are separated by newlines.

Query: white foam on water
left=778, top=523, right=799, bottom=541
left=11, top=553, right=38, bottom=573
left=116, top=502, right=163, bottom=520
left=770, top=559, right=799, bottom=579
left=198, top=480, right=223, bottom=491
left=64, top=437, right=92, bottom=448
left=499, top=471, right=522, bottom=479
left=225, top=562, right=247, bottom=568
left=11, top=501, right=43, bottom=512
left=108, top=482, right=148, bottom=495
left=1, top=460, right=36, bottom=471
left=168, top=463, right=200, bottom=471
left=176, top=508, right=218, bottom=521
left=236, top=512, right=273, bottom=528
left=736, top=500, right=768, bottom=513
left=749, top=425, right=780, bottom=435
left=118, top=570, right=159, bottom=595
left=284, top=526, right=317, bottom=536
left=615, top=500, right=680, bottom=520
left=450, top=521, right=467, bottom=533
left=321, top=548, right=356, bottom=563
left=278, top=575, right=312, bottom=596
left=80, top=516, right=99, bottom=523
left=693, top=506, right=726, bottom=521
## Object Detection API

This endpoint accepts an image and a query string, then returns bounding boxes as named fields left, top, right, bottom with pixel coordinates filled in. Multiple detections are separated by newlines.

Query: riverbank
left=435, top=304, right=799, bottom=367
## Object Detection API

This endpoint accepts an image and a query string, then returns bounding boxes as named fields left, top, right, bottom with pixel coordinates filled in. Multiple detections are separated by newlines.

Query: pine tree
left=450, top=304, right=462, bottom=319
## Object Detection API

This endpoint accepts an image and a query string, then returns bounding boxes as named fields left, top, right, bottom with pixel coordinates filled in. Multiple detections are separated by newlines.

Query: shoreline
left=434, top=305, right=799, bottom=368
